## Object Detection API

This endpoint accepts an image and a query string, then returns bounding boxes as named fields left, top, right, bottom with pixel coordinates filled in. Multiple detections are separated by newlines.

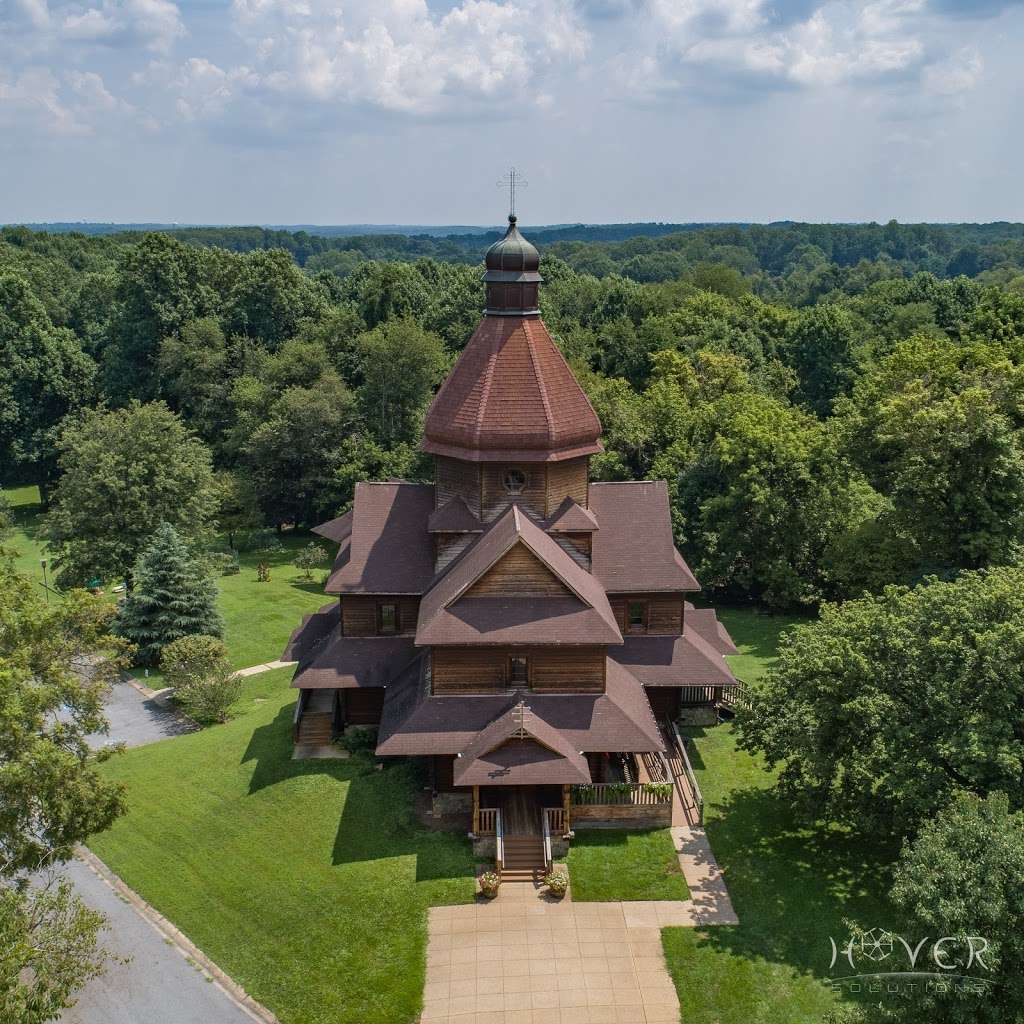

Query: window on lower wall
left=377, top=602, right=398, bottom=635
left=627, top=601, right=648, bottom=633
left=507, top=655, right=529, bottom=687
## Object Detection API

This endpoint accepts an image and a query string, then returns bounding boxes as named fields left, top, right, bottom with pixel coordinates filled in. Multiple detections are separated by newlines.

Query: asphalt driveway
left=59, top=680, right=258, bottom=1024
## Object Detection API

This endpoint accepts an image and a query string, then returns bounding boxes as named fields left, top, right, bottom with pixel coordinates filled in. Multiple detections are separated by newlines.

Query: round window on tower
left=502, top=467, right=527, bottom=494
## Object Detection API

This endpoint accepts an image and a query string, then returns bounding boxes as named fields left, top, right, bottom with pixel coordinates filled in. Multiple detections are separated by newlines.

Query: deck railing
left=541, top=808, right=553, bottom=874
left=476, top=807, right=497, bottom=835
left=495, top=810, right=504, bottom=877
left=291, top=689, right=310, bottom=743
left=720, top=681, right=753, bottom=711
left=570, top=782, right=673, bottom=806
left=669, top=719, right=705, bottom=825
left=545, top=806, right=567, bottom=835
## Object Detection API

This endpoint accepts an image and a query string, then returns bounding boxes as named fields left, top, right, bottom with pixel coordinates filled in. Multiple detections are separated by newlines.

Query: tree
left=114, top=523, right=223, bottom=666
left=160, top=634, right=241, bottom=724
left=104, top=234, right=220, bottom=402
left=295, top=542, right=328, bottom=580
left=42, top=402, right=218, bottom=588
left=0, top=568, right=129, bottom=871
left=243, top=375, right=358, bottom=527
left=784, top=304, right=860, bottom=416
left=838, top=336, right=1024, bottom=575
left=890, top=792, right=1024, bottom=1024
left=355, top=319, right=448, bottom=447
left=222, top=249, right=322, bottom=348
left=213, top=470, right=262, bottom=550
left=739, top=568, right=1024, bottom=838
left=0, top=273, right=96, bottom=490
left=1, top=875, right=109, bottom=1024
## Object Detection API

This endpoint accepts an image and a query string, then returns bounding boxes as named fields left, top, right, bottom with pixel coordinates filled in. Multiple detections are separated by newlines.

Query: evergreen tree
left=115, top=524, right=223, bottom=666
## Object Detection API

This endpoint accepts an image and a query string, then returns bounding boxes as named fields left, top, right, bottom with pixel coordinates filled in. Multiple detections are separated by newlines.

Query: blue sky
left=2, top=0, right=1023, bottom=224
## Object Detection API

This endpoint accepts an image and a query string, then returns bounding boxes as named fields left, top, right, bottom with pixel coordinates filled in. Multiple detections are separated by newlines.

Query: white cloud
left=61, top=0, right=186, bottom=52
left=0, top=66, right=130, bottom=135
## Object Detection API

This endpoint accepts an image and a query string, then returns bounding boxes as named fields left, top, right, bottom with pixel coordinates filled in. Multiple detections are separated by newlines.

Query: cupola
left=483, top=215, right=542, bottom=316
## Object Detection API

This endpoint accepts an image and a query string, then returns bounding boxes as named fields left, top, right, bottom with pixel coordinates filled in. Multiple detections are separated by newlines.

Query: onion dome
left=482, top=215, right=542, bottom=316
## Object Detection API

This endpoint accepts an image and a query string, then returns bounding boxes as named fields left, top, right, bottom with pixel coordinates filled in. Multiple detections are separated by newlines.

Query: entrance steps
left=501, top=836, right=546, bottom=882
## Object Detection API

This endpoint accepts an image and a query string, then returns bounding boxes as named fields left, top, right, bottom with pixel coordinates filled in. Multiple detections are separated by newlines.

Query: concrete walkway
left=236, top=659, right=295, bottom=677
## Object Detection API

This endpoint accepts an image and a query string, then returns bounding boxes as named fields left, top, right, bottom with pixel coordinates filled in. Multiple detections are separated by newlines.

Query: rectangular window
left=627, top=601, right=648, bottom=633
left=508, top=655, right=529, bottom=686
left=378, top=602, right=398, bottom=635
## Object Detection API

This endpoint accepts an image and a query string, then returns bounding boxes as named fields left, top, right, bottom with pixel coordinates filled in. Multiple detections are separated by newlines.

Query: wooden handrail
left=569, top=782, right=673, bottom=806
left=291, top=689, right=310, bottom=743
left=669, top=719, right=705, bottom=825
left=546, top=806, right=566, bottom=835
left=477, top=808, right=497, bottom=835
left=495, top=810, right=504, bottom=878
left=541, top=808, right=553, bottom=874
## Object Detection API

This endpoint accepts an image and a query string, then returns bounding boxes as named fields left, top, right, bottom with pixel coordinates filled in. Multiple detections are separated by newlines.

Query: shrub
left=161, top=635, right=229, bottom=689
left=175, top=667, right=243, bottom=725
left=162, top=634, right=241, bottom=725
left=342, top=726, right=378, bottom=757
left=545, top=870, right=569, bottom=897
left=206, top=551, right=241, bottom=576
left=295, top=542, right=328, bottom=580
left=479, top=871, right=501, bottom=898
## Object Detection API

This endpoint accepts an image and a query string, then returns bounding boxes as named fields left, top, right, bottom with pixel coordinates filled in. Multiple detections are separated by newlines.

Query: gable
left=465, top=540, right=573, bottom=597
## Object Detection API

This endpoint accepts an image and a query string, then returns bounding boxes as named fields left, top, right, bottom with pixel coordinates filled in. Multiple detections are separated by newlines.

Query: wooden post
left=562, top=784, right=572, bottom=836
left=472, top=785, right=480, bottom=836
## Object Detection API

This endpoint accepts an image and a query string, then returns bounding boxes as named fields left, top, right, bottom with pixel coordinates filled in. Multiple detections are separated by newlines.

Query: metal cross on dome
left=497, top=167, right=528, bottom=219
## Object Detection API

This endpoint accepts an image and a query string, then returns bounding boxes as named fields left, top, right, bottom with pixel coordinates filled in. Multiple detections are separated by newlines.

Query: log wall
left=466, top=543, right=570, bottom=597
left=609, top=594, right=684, bottom=636
left=341, top=596, right=419, bottom=636
left=431, top=646, right=606, bottom=695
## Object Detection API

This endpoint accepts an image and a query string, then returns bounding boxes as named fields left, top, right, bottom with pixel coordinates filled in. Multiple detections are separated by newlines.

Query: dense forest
left=4, top=219, right=1024, bottom=610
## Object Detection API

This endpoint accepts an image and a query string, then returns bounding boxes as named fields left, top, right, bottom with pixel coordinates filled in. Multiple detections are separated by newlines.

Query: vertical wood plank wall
left=609, top=594, right=685, bottom=636
left=431, top=646, right=606, bottom=694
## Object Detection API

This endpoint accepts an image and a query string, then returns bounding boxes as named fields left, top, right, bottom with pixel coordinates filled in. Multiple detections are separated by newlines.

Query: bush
left=161, top=634, right=242, bottom=725
left=160, top=635, right=229, bottom=689
left=479, top=871, right=500, bottom=898
left=295, top=542, right=328, bottom=580
left=206, top=551, right=241, bottom=576
left=342, top=726, right=377, bottom=757
left=545, top=870, right=569, bottom=897
left=234, top=528, right=281, bottom=553
left=175, top=668, right=243, bottom=725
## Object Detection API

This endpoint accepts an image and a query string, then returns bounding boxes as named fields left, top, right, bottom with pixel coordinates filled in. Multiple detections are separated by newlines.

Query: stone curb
left=75, top=846, right=280, bottom=1024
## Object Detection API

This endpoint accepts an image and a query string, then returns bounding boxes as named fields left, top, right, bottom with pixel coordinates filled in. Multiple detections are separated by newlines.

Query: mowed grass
left=88, top=668, right=477, bottom=1024
left=661, top=607, right=900, bottom=1024
left=567, top=829, right=689, bottom=902
left=714, top=606, right=807, bottom=687
left=2, top=485, right=330, bottom=673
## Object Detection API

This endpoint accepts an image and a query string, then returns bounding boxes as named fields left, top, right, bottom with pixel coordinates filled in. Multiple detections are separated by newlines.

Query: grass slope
left=88, top=669, right=476, bottom=1024
left=2, top=485, right=329, bottom=673
left=567, top=829, right=689, bottom=902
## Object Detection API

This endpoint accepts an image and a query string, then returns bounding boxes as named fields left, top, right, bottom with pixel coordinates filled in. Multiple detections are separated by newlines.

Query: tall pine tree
left=115, top=523, right=223, bottom=666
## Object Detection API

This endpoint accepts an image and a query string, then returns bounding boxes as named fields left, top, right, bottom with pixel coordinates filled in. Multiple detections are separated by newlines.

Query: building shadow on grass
left=688, top=783, right=899, bottom=979
left=240, top=702, right=476, bottom=886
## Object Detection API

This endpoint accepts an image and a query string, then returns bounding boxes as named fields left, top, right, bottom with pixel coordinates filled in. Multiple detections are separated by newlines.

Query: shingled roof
left=544, top=497, right=599, bottom=533
left=590, top=481, right=700, bottom=593
left=421, top=315, right=603, bottom=463
left=312, top=510, right=353, bottom=544
left=416, top=505, right=622, bottom=645
left=611, top=630, right=737, bottom=688
left=453, top=702, right=591, bottom=786
left=427, top=496, right=483, bottom=534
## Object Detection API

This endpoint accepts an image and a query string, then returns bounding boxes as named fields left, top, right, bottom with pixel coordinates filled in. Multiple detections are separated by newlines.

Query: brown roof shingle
left=326, top=482, right=436, bottom=595
left=590, top=481, right=700, bottom=593
left=422, top=316, right=603, bottom=463
left=282, top=601, right=338, bottom=663
left=312, top=510, right=353, bottom=544
left=290, top=633, right=417, bottom=690
left=544, top=497, right=599, bottom=533
left=377, top=658, right=663, bottom=757
left=611, top=629, right=737, bottom=688
left=416, top=505, right=622, bottom=645
left=427, top=496, right=482, bottom=534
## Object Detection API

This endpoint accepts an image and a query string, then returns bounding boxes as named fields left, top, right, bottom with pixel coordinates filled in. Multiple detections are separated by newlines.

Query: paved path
left=85, top=679, right=193, bottom=749
left=60, top=858, right=259, bottom=1024
left=236, top=659, right=295, bottom=677
left=58, top=679, right=267, bottom=1024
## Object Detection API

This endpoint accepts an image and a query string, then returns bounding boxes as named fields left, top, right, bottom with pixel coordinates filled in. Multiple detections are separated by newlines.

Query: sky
left=2, top=0, right=1023, bottom=225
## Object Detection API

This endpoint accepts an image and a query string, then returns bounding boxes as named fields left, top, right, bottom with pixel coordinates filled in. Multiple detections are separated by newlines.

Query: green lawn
left=567, top=828, right=689, bottom=902
left=89, top=668, right=476, bottom=1024
left=2, top=485, right=329, bottom=674
left=714, top=606, right=807, bottom=687
left=660, top=605, right=901, bottom=1024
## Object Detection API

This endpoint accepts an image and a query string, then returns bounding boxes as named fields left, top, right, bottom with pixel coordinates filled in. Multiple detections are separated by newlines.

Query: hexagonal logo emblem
left=859, top=928, right=894, bottom=962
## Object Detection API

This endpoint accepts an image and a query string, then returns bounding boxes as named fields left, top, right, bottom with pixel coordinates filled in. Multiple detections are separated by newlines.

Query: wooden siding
left=342, top=687, right=384, bottom=726
left=545, top=457, right=589, bottom=515
left=432, top=646, right=606, bottom=695
left=435, top=534, right=473, bottom=574
left=466, top=542, right=571, bottom=597
left=609, top=594, right=684, bottom=636
left=481, top=463, right=545, bottom=522
left=342, top=596, right=419, bottom=636
left=435, top=456, right=481, bottom=516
